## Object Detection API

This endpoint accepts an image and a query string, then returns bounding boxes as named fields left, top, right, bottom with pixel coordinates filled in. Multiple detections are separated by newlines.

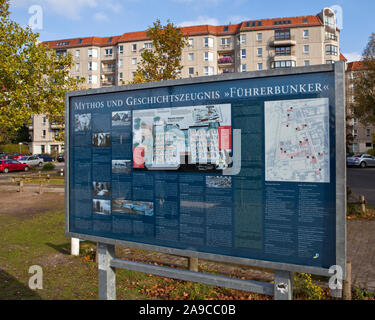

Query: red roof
left=340, top=53, right=347, bottom=62
left=43, top=15, right=323, bottom=49
left=347, top=61, right=366, bottom=71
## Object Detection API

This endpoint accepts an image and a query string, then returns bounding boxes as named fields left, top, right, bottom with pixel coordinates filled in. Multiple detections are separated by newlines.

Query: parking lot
left=347, top=168, right=375, bottom=207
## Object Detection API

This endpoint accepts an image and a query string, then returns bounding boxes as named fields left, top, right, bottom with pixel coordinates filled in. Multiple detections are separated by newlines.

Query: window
left=118, top=45, right=124, bottom=54
left=272, top=60, right=296, bottom=68
left=204, top=66, right=214, bottom=76
left=241, top=64, right=246, bottom=72
left=75, top=63, right=80, bottom=72
left=257, top=63, right=263, bottom=70
left=42, top=130, right=46, bottom=138
left=42, top=117, right=47, bottom=125
left=88, top=48, right=98, bottom=58
left=189, top=67, right=194, bottom=75
left=303, top=30, right=309, bottom=39
left=275, top=46, right=291, bottom=56
left=353, top=118, right=358, bottom=125
left=118, top=59, right=123, bottom=68
left=366, top=129, right=371, bottom=137
left=132, top=44, right=137, bottom=52
left=257, top=33, right=262, bottom=41
left=88, top=62, right=97, bottom=71
left=188, top=39, right=194, bottom=47
left=88, top=75, right=97, bottom=84
left=188, top=53, right=194, bottom=61
left=304, top=60, right=310, bottom=66
left=302, top=18, right=308, bottom=24
left=224, top=26, right=229, bottom=32
left=144, top=42, right=153, bottom=49
left=275, top=30, right=291, bottom=41
left=204, top=37, right=214, bottom=48
left=325, top=32, right=337, bottom=40
left=366, top=143, right=373, bottom=148
left=132, top=58, right=137, bottom=65
left=221, top=38, right=231, bottom=47
left=41, top=145, right=45, bottom=154
left=108, top=37, right=113, bottom=43
left=118, top=72, right=123, bottom=82
left=326, top=60, right=335, bottom=64
left=240, top=34, right=246, bottom=45
left=204, top=52, right=213, bottom=62
left=56, top=50, right=67, bottom=58
left=326, top=45, right=338, bottom=56
left=304, top=45, right=310, bottom=54
left=78, top=39, right=82, bottom=44
left=353, top=129, right=358, bottom=137
left=241, top=49, right=246, bottom=59
left=75, top=50, right=80, bottom=58
left=105, top=48, right=113, bottom=56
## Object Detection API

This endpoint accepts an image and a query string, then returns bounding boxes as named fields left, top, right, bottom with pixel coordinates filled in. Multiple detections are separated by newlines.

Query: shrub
left=42, top=163, right=55, bottom=171
left=367, top=149, right=375, bottom=156
left=0, top=144, right=30, bottom=154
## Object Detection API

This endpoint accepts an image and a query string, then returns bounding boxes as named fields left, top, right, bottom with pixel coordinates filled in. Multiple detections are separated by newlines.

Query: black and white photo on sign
left=112, top=111, right=131, bottom=126
left=93, top=199, right=111, bottom=215
left=74, top=114, right=91, bottom=132
left=92, top=182, right=111, bottom=197
left=112, top=160, right=131, bottom=174
left=206, top=176, right=232, bottom=188
left=93, top=132, right=111, bottom=147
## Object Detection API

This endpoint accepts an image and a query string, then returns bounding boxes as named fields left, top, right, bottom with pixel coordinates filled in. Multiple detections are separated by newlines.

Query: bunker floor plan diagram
left=265, top=98, right=330, bottom=183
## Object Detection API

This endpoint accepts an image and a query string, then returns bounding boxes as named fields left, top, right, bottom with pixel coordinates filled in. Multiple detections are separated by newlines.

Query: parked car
left=11, top=153, right=26, bottom=160
left=18, top=155, right=44, bottom=167
left=347, top=154, right=375, bottom=168
left=57, top=154, right=65, bottom=162
left=34, top=154, right=54, bottom=162
left=0, top=160, right=30, bottom=173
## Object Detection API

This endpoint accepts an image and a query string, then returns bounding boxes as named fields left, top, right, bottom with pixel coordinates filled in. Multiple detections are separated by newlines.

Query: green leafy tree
left=0, top=0, right=83, bottom=143
left=353, top=33, right=375, bottom=125
left=133, top=19, right=188, bottom=83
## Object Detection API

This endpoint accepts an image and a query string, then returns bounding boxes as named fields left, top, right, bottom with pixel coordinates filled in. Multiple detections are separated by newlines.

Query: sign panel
left=66, top=64, right=346, bottom=275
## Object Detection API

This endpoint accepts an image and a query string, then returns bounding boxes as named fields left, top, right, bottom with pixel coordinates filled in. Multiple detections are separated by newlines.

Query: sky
left=8, top=0, right=375, bottom=62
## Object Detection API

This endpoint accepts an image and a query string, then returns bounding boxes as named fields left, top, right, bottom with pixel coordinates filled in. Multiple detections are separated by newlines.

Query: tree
left=0, top=0, right=83, bottom=143
left=132, top=19, right=188, bottom=83
left=353, top=33, right=375, bottom=125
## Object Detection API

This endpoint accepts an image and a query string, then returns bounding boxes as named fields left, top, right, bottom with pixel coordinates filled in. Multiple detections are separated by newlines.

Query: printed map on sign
left=133, top=104, right=232, bottom=172
left=265, top=98, right=330, bottom=183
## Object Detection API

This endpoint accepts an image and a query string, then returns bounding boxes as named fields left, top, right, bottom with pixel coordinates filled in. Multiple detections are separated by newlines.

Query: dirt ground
left=0, top=191, right=64, bottom=219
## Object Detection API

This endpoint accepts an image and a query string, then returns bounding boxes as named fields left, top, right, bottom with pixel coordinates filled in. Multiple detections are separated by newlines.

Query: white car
left=18, top=156, right=44, bottom=167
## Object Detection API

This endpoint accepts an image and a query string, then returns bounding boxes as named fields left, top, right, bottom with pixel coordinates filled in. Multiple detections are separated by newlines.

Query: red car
left=0, top=160, right=30, bottom=173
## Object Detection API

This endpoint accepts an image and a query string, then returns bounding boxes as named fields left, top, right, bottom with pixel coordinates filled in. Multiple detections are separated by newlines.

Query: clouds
left=11, top=0, right=123, bottom=20
left=178, top=16, right=220, bottom=27
left=343, top=52, right=363, bottom=62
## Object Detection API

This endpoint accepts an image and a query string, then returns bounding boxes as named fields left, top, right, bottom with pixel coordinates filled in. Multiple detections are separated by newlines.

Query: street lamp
left=19, top=142, right=22, bottom=154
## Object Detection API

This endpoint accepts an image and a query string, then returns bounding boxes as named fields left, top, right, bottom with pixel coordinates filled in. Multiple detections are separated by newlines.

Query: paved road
left=347, top=168, right=375, bottom=207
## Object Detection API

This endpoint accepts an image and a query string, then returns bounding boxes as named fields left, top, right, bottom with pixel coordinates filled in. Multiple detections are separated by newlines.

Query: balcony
left=102, top=66, right=116, bottom=74
left=102, top=54, right=116, bottom=61
left=218, top=56, right=234, bottom=66
left=101, top=80, right=115, bottom=87
left=269, top=49, right=296, bottom=62
left=217, top=43, right=234, bottom=53
left=269, top=35, right=296, bottom=47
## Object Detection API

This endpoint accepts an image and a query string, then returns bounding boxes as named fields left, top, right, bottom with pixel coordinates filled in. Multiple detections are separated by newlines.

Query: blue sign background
left=68, top=72, right=336, bottom=269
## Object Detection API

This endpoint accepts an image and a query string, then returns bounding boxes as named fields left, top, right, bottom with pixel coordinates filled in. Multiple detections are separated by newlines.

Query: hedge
left=0, top=144, right=30, bottom=154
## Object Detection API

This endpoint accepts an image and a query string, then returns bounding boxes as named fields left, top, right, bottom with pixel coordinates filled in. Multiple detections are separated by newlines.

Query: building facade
left=346, top=61, right=375, bottom=154
left=29, top=8, right=341, bottom=154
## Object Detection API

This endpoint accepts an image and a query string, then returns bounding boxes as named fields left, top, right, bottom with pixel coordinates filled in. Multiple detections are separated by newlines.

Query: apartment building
left=346, top=61, right=375, bottom=154
left=29, top=7, right=341, bottom=154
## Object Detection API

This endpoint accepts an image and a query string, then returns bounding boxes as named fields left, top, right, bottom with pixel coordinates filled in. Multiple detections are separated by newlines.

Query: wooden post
left=38, top=171, right=41, bottom=178
left=188, top=257, right=199, bottom=272
left=11, top=176, right=15, bottom=183
left=19, top=179, right=24, bottom=193
left=39, top=181, right=44, bottom=194
left=360, top=196, right=366, bottom=215
left=343, top=261, right=352, bottom=300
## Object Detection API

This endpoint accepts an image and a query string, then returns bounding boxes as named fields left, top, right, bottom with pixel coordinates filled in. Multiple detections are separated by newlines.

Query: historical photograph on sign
left=93, top=132, right=111, bottom=147
left=112, top=111, right=131, bottom=127
left=93, top=199, right=111, bottom=215
left=74, top=113, right=91, bottom=132
left=112, top=160, right=131, bottom=174
left=112, top=199, right=154, bottom=216
left=92, top=182, right=111, bottom=197
left=133, top=104, right=232, bottom=172
left=206, top=176, right=232, bottom=188
left=265, top=98, right=330, bottom=183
